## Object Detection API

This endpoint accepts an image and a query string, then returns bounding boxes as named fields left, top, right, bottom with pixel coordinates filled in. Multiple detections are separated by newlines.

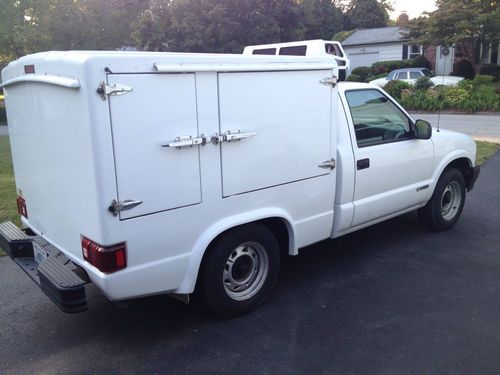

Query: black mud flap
left=0, top=221, right=89, bottom=313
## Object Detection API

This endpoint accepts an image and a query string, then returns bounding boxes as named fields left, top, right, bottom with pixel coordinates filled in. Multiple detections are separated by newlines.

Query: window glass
left=387, top=71, right=396, bottom=80
left=422, top=69, right=435, bottom=77
left=395, top=72, right=407, bottom=80
left=409, top=44, right=422, bottom=58
left=345, top=90, right=412, bottom=147
left=409, top=71, right=421, bottom=79
left=325, top=43, right=343, bottom=57
left=279, top=45, right=307, bottom=56
left=252, top=48, right=276, bottom=55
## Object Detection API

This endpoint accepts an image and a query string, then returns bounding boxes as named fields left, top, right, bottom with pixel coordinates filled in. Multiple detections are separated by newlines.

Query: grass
left=0, top=137, right=498, bottom=257
left=476, top=140, right=500, bottom=165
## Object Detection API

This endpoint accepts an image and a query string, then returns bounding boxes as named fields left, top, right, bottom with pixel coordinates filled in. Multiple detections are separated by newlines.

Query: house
left=342, top=13, right=499, bottom=77
left=342, top=26, right=422, bottom=73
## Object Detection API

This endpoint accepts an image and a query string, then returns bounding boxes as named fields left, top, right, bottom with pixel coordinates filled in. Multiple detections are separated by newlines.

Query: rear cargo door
left=218, top=70, right=334, bottom=196
left=108, top=74, right=201, bottom=219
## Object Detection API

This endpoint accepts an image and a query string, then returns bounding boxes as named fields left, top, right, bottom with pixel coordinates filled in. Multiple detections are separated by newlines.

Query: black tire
left=199, top=223, right=280, bottom=318
left=418, top=168, right=466, bottom=231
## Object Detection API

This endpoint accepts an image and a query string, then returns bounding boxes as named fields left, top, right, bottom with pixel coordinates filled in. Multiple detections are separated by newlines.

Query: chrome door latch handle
left=162, top=135, right=207, bottom=149
left=163, top=130, right=256, bottom=148
left=211, top=130, right=256, bottom=145
left=222, top=129, right=256, bottom=142
left=108, top=199, right=143, bottom=216
left=318, top=158, right=336, bottom=170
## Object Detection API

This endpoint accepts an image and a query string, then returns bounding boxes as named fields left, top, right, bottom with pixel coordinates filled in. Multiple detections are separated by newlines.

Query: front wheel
left=418, top=168, right=466, bottom=231
left=199, top=223, right=280, bottom=318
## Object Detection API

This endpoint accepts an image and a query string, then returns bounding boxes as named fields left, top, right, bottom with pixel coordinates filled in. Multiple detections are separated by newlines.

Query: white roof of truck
left=2, top=51, right=337, bottom=83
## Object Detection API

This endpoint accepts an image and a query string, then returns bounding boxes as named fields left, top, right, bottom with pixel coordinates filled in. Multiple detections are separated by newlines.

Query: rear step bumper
left=0, top=221, right=89, bottom=313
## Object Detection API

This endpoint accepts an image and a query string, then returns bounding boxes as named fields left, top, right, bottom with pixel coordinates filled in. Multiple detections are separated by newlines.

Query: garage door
left=348, top=52, right=379, bottom=72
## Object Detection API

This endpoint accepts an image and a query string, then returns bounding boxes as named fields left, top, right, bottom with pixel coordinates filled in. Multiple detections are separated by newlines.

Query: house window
left=409, top=45, right=422, bottom=59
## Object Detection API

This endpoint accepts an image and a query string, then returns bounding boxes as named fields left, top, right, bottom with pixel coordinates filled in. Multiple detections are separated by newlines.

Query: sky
left=389, top=0, right=437, bottom=19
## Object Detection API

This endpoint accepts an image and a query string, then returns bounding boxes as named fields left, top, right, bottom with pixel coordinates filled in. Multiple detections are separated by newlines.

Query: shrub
left=346, top=74, right=362, bottom=82
left=452, top=59, right=475, bottom=80
left=412, top=55, right=431, bottom=70
left=384, top=80, right=412, bottom=100
left=479, top=64, right=500, bottom=81
left=414, top=76, right=434, bottom=90
left=0, top=101, right=6, bottom=125
left=472, top=74, right=494, bottom=86
left=371, top=60, right=414, bottom=75
left=351, top=66, right=371, bottom=82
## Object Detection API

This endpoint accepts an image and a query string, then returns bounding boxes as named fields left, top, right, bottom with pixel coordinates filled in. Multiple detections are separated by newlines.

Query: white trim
left=0, top=74, right=81, bottom=89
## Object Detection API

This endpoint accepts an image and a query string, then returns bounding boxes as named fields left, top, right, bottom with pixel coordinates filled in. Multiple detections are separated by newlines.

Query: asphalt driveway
left=1, top=152, right=500, bottom=374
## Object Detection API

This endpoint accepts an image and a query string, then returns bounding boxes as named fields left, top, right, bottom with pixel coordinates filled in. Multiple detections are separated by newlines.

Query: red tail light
left=81, top=236, right=127, bottom=273
left=16, top=196, right=28, bottom=218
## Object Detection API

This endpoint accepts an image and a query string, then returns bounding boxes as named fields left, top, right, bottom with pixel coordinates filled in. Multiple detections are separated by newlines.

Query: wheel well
left=445, top=157, right=473, bottom=188
left=194, top=217, right=292, bottom=293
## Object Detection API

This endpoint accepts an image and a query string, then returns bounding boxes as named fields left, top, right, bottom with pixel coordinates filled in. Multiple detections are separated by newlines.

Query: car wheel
left=199, top=223, right=280, bottom=317
left=418, top=168, right=466, bottom=231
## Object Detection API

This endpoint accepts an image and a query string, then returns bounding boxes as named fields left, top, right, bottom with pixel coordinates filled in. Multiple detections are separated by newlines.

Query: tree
left=344, top=0, right=390, bottom=29
left=408, top=0, right=500, bottom=48
left=0, top=0, right=149, bottom=63
left=132, top=0, right=303, bottom=53
left=297, top=0, right=343, bottom=40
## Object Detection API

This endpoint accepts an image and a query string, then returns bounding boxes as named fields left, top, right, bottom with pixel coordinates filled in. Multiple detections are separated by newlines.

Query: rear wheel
left=418, top=168, right=466, bottom=231
left=199, top=223, right=280, bottom=317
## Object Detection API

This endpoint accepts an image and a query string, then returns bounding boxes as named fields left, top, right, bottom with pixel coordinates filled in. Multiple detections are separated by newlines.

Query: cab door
left=108, top=73, right=201, bottom=219
left=342, top=88, right=434, bottom=227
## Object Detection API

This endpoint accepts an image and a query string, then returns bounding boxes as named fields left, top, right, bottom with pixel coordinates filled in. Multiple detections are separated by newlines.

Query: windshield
left=422, top=69, right=435, bottom=77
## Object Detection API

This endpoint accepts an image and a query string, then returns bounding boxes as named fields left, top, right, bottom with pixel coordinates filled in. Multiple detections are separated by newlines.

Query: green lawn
left=0, top=136, right=498, bottom=257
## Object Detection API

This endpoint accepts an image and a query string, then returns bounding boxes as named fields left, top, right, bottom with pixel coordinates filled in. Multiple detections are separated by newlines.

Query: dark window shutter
left=402, top=45, right=409, bottom=59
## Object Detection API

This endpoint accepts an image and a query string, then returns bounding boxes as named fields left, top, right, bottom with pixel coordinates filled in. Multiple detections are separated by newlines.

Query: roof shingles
left=342, top=26, right=409, bottom=46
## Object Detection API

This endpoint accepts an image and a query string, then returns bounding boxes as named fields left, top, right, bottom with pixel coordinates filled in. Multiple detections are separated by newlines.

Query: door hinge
left=97, top=81, right=133, bottom=101
left=319, top=76, right=338, bottom=87
left=108, top=199, right=143, bottom=216
left=318, top=158, right=336, bottom=170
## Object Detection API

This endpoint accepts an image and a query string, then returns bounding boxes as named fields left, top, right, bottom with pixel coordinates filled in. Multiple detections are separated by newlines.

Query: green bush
left=346, top=74, right=362, bottom=82
left=384, top=80, right=412, bottom=100
left=0, top=101, right=6, bottom=125
left=472, top=74, right=494, bottom=86
left=371, top=60, right=414, bottom=75
left=412, top=55, right=431, bottom=70
left=394, top=81, right=500, bottom=113
left=452, top=59, right=475, bottom=79
left=351, top=66, right=371, bottom=82
left=479, top=64, right=500, bottom=81
left=414, top=76, right=434, bottom=90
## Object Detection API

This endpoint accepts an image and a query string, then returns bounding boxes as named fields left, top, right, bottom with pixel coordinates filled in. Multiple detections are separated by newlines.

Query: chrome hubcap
left=441, top=181, right=462, bottom=221
left=223, top=242, right=269, bottom=301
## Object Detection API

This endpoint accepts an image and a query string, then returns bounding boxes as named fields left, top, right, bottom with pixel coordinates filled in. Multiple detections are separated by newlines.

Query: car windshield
left=422, top=69, right=435, bottom=77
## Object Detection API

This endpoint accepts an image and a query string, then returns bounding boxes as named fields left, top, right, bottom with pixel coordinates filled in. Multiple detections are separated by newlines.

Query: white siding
left=344, top=43, right=404, bottom=65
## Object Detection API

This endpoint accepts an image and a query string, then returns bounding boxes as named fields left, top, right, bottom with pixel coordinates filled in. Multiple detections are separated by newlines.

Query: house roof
left=342, top=26, right=409, bottom=47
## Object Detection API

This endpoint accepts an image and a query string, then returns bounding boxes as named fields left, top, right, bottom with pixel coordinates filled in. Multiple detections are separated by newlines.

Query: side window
left=252, top=48, right=276, bottom=55
left=387, top=71, right=395, bottom=80
left=279, top=45, right=307, bottom=56
left=325, top=43, right=343, bottom=57
left=345, top=89, right=412, bottom=147
left=409, top=71, right=421, bottom=79
left=395, top=72, right=407, bottom=80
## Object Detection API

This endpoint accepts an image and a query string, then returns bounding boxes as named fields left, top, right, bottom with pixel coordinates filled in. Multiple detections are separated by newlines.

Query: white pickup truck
left=0, top=51, right=479, bottom=317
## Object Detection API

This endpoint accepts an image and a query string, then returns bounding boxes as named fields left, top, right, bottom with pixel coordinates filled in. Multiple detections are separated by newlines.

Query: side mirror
left=414, top=119, right=432, bottom=140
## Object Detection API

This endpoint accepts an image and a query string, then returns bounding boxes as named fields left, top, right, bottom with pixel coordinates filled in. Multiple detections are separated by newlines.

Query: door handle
left=357, top=158, right=370, bottom=170
left=161, top=135, right=206, bottom=149
left=318, top=158, right=336, bottom=170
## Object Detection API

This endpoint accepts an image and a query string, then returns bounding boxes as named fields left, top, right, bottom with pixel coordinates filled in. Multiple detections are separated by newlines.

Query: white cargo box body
left=1, top=52, right=338, bottom=299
